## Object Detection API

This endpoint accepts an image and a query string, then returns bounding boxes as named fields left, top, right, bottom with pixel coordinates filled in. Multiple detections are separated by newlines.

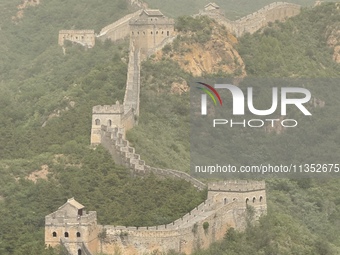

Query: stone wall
left=98, top=185, right=266, bottom=255
left=90, top=103, right=125, bottom=145
left=58, top=30, right=95, bottom=48
left=96, top=124, right=267, bottom=255
left=98, top=10, right=142, bottom=42
left=146, top=35, right=176, bottom=57
left=46, top=180, right=266, bottom=255
left=100, top=125, right=207, bottom=190
left=45, top=210, right=99, bottom=254
left=123, top=43, right=141, bottom=116
left=130, top=13, right=175, bottom=59
left=198, top=2, right=301, bottom=37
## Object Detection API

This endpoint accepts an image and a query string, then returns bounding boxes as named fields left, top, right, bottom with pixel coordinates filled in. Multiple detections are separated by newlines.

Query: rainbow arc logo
left=196, top=82, right=223, bottom=106
left=196, top=82, right=223, bottom=115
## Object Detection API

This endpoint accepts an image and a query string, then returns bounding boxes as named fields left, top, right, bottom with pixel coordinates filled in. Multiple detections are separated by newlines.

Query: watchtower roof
left=141, top=9, right=164, bottom=17
left=59, top=197, right=85, bottom=210
left=204, top=3, right=220, bottom=10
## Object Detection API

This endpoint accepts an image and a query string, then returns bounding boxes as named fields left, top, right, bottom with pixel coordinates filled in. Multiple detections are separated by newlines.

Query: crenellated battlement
left=130, top=17, right=175, bottom=26
left=45, top=211, right=97, bottom=226
left=58, top=30, right=95, bottom=48
left=208, top=180, right=266, bottom=192
left=47, top=182, right=266, bottom=254
left=92, top=104, right=124, bottom=114
left=198, top=2, right=301, bottom=37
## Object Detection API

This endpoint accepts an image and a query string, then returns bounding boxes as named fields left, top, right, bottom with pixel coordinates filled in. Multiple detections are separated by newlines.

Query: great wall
left=45, top=182, right=266, bottom=255
left=45, top=1, right=304, bottom=254
left=58, top=1, right=301, bottom=48
left=197, top=2, right=301, bottom=37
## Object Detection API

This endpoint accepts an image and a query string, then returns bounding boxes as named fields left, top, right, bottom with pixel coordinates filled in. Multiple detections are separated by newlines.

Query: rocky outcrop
left=327, top=23, right=340, bottom=63
left=154, top=25, right=246, bottom=77
left=12, top=0, right=40, bottom=22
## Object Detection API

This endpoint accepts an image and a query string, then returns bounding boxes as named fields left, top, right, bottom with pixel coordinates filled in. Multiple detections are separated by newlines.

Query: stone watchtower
left=129, top=9, right=175, bottom=57
left=58, top=30, right=95, bottom=48
left=90, top=102, right=126, bottom=145
left=208, top=180, right=267, bottom=227
left=45, top=198, right=99, bottom=255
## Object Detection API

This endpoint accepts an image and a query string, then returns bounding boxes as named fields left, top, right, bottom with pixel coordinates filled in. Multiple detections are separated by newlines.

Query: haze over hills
left=0, top=0, right=340, bottom=254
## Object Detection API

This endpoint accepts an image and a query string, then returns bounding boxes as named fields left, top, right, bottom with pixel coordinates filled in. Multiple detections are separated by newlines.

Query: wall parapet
left=102, top=199, right=237, bottom=235
left=98, top=9, right=142, bottom=38
left=208, top=180, right=266, bottom=192
left=100, top=125, right=207, bottom=190
left=92, top=104, right=124, bottom=114
left=46, top=211, right=97, bottom=225
left=58, top=30, right=95, bottom=48
left=198, top=1, right=301, bottom=37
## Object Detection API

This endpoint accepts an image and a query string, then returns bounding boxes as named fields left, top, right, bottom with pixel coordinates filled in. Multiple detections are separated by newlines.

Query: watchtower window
left=223, top=198, right=227, bottom=205
left=78, top=209, right=83, bottom=216
left=252, top=197, right=256, bottom=203
left=246, top=198, right=249, bottom=204
left=95, top=119, right=100, bottom=125
left=260, top=196, right=263, bottom=202
left=107, top=120, right=112, bottom=127
left=64, top=232, right=69, bottom=238
left=151, top=31, right=153, bottom=34
left=167, top=31, right=169, bottom=36
left=77, top=232, right=81, bottom=238
left=78, top=249, right=82, bottom=255
left=52, top=232, right=57, bottom=237
left=156, top=31, right=158, bottom=34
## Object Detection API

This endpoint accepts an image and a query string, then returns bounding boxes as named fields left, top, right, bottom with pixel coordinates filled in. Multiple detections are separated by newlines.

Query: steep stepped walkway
left=101, top=126, right=207, bottom=190
left=123, top=44, right=141, bottom=116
